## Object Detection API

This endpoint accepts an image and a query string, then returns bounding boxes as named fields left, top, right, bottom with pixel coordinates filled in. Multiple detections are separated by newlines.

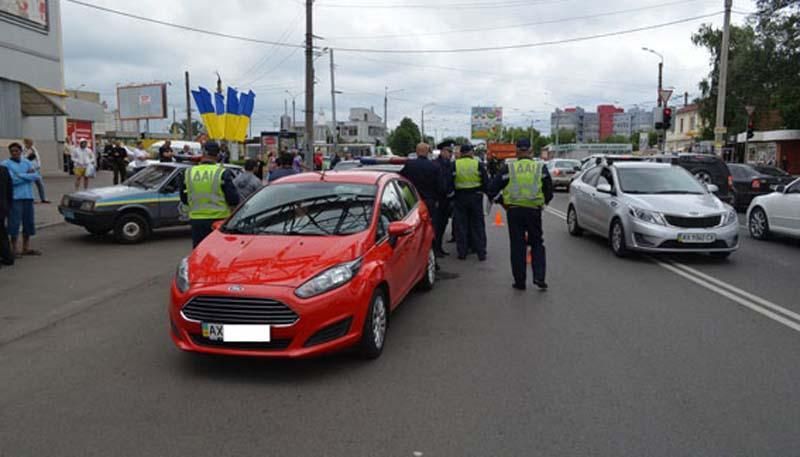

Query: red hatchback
left=169, top=171, right=436, bottom=359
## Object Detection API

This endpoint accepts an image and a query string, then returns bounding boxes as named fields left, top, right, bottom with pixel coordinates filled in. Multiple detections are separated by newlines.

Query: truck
left=487, top=143, right=517, bottom=161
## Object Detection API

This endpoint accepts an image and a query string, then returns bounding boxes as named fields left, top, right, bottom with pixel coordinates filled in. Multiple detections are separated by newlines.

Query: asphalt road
left=1, top=197, right=799, bottom=456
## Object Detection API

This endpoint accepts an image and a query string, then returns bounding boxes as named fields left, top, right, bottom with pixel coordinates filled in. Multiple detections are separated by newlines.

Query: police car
left=59, top=163, right=242, bottom=243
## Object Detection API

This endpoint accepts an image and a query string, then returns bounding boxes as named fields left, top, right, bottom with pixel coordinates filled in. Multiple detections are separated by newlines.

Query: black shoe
left=478, top=256, right=487, bottom=262
left=447, top=238, right=456, bottom=244
left=512, top=283, right=526, bottom=290
left=434, top=250, right=448, bottom=258
left=533, top=280, right=548, bottom=290
left=457, top=255, right=467, bottom=260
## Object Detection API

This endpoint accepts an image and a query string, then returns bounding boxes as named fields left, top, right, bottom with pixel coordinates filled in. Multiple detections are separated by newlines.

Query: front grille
left=658, top=240, right=729, bottom=250
left=304, top=317, right=353, bottom=348
left=182, top=296, right=299, bottom=325
left=190, top=334, right=291, bottom=350
left=664, top=215, right=721, bottom=228
left=68, top=199, right=83, bottom=209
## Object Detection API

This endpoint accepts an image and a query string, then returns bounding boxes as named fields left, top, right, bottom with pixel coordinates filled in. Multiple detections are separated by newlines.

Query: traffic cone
left=527, top=252, right=532, bottom=264
left=493, top=211, right=504, bottom=227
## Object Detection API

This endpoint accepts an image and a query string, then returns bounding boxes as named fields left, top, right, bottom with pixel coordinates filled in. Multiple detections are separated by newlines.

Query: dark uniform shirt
left=400, top=156, right=445, bottom=202
left=434, top=156, right=454, bottom=198
left=178, top=162, right=240, bottom=208
left=269, top=167, right=299, bottom=183
left=487, top=158, right=554, bottom=206
left=110, top=146, right=127, bottom=162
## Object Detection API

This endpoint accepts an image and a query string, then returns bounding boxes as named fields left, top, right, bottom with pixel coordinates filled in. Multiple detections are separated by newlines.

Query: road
left=1, top=193, right=799, bottom=456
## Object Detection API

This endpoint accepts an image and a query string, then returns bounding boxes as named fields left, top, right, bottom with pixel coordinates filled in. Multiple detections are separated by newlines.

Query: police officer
left=451, top=143, right=489, bottom=261
left=400, top=143, right=445, bottom=254
left=434, top=141, right=455, bottom=256
left=488, top=139, right=553, bottom=290
left=179, top=141, right=240, bottom=248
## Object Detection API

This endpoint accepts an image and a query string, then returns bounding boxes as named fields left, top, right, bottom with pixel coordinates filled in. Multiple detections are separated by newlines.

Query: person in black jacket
left=0, top=164, right=14, bottom=267
left=433, top=141, right=456, bottom=256
left=400, top=143, right=446, bottom=256
left=110, top=141, right=128, bottom=184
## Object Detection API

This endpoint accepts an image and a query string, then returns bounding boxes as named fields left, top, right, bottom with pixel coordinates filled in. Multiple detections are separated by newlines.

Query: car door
left=376, top=180, right=415, bottom=308
left=395, top=179, right=427, bottom=271
left=589, top=167, right=619, bottom=233
left=158, top=169, right=185, bottom=226
left=770, top=180, right=800, bottom=235
left=574, top=167, right=602, bottom=232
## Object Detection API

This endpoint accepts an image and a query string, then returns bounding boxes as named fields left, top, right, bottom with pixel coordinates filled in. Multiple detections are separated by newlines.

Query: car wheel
left=610, top=219, right=629, bottom=257
left=693, top=169, right=713, bottom=185
left=749, top=207, right=770, bottom=240
left=114, top=213, right=150, bottom=244
left=417, top=248, right=436, bottom=291
left=567, top=205, right=583, bottom=236
left=85, top=227, right=109, bottom=236
left=358, top=289, right=388, bottom=359
left=709, top=252, right=732, bottom=260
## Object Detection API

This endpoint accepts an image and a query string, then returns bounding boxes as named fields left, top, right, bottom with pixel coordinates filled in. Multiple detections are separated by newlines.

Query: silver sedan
left=567, top=162, right=739, bottom=258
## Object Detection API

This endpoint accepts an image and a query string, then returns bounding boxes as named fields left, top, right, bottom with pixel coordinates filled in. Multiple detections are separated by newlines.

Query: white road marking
left=543, top=207, right=800, bottom=334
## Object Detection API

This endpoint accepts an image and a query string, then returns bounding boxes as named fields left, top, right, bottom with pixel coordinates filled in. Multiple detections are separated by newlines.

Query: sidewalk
left=35, top=171, right=114, bottom=229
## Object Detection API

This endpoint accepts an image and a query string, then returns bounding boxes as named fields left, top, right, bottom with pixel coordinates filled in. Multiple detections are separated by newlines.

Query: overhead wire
left=316, top=0, right=568, bottom=10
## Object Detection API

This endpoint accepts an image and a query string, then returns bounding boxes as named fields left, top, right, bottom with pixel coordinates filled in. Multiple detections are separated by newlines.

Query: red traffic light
left=663, top=108, right=672, bottom=116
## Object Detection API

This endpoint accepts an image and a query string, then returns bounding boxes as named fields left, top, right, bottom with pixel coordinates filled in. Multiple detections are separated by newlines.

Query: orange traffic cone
left=527, top=252, right=532, bottom=264
left=493, top=211, right=505, bottom=227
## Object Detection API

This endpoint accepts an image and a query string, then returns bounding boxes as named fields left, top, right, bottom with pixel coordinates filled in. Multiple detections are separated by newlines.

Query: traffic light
left=747, top=119, right=755, bottom=139
left=662, top=107, right=673, bottom=131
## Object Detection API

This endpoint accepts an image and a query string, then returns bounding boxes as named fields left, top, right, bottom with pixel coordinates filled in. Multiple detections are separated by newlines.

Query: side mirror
left=212, top=220, right=224, bottom=231
left=574, top=166, right=581, bottom=172
left=706, top=183, right=719, bottom=193
left=775, top=185, right=786, bottom=193
left=596, top=183, right=613, bottom=194
left=388, top=221, right=413, bottom=238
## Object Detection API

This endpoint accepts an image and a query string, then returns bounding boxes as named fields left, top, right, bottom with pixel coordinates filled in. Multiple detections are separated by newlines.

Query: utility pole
left=657, top=61, right=663, bottom=107
left=330, top=49, right=338, bottom=155
left=421, top=109, right=425, bottom=143
left=714, top=0, right=733, bottom=153
left=185, top=71, right=192, bottom=141
left=304, top=0, right=315, bottom=170
left=292, top=99, right=296, bottom=129
left=384, top=87, right=388, bottom=135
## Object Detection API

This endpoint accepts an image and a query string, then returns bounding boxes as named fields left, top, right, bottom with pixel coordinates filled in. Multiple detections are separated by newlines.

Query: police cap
left=437, top=140, right=455, bottom=150
left=516, top=138, right=531, bottom=150
left=204, top=141, right=220, bottom=156
left=460, top=143, right=474, bottom=153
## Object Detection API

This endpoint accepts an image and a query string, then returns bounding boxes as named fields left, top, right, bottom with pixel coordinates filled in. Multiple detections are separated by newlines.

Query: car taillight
left=728, top=175, right=734, bottom=189
left=751, top=179, right=761, bottom=190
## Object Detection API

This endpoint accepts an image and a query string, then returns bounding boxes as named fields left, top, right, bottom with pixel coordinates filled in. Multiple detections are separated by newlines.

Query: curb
left=36, top=221, right=66, bottom=230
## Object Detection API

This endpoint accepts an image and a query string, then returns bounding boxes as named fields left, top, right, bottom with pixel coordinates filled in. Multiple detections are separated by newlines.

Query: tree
left=387, top=117, right=421, bottom=156
left=602, top=134, right=630, bottom=144
left=170, top=119, right=205, bottom=139
left=550, top=128, right=576, bottom=144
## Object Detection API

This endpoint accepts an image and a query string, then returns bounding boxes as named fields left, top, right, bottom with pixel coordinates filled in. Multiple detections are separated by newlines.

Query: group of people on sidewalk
left=1, top=142, right=44, bottom=269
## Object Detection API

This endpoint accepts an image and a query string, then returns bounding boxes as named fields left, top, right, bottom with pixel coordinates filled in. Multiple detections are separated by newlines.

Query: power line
left=326, top=0, right=708, bottom=40
left=334, top=12, right=723, bottom=54
left=64, top=0, right=303, bottom=49
left=316, top=0, right=567, bottom=10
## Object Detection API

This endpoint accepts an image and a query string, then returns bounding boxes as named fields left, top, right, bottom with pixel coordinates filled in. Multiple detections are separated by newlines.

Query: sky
left=61, top=0, right=757, bottom=140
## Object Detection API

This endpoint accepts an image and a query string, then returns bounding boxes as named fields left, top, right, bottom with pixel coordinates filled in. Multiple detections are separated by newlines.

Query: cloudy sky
left=61, top=0, right=756, bottom=139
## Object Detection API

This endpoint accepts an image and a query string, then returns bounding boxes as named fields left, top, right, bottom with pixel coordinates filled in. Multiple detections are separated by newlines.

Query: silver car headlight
left=295, top=259, right=362, bottom=299
left=80, top=200, right=95, bottom=211
left=629, top=206, right=666, bottom=225
left=175, top=257, right=190, bottom=293
left=723, top=208, right=738, bottom=226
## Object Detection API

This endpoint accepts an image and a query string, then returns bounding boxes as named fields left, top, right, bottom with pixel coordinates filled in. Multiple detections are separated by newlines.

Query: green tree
left=170, top=119, right=205, bottom=139
left=602, top=134, right=630, bottom=144
left=387, top=117, right=421, bottom=156
left=550, top=128, right=576, bottom=144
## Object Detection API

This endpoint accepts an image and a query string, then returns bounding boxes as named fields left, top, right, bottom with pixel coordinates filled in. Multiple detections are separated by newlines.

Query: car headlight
left=61, top=196, right=70, bottom=207
left=175, top=257, right=190, bottom=293
left=723, top=208, right=738, bottom=226
left=295, top=259, right=362, bottom=299
left=629, top=206, right=666, bottom=225
left=80, top=200, right=95, bottom=211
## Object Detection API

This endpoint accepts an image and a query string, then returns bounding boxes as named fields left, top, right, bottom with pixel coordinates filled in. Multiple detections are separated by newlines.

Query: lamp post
left=421, top=103, right=435, bottom=143
left=285, top=90, right=303, bottom=129
left=384, top=87, right=404, bottom=134
left=642, top=47, right=664, bottom=107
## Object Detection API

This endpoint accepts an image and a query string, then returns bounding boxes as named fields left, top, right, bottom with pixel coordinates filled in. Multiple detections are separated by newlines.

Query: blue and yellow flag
left=192, top=85, right=257, bottom=142
left=224, top=87, right=241, bottom=143
left=191, top=87, right=220, bottom=139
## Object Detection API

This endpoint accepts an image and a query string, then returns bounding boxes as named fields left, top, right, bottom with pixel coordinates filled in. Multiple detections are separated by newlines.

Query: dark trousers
left=112, top=161, right=127, bottom=185
left=191, top=219, right=215, bottom=248
left=434, top=198, right=452, bottom=253
left=454, top=191, right=486, bottom=258
left=507, top=206, right=546, bottom=285
left=0, top=218, right=13, bottom=265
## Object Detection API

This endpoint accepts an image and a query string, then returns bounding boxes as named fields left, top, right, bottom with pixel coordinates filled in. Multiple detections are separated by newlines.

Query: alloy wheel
left=749, top=209, right=768, bottom=239
left=612, top=223, right=623, bottom=252
left=372, top=295, right=387, bottom=349
left=427, top=249, right=436, bottom=286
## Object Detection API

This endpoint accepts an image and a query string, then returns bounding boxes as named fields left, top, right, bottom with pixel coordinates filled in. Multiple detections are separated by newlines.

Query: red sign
left=139, top=95, right=152, bottom=105
left=67, top=120, right=94, bottom=149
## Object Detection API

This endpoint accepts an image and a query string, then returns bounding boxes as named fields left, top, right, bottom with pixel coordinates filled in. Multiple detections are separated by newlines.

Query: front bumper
left=169, top=278, right=372, bottom=358
left=58, top=206, right=115, bottom=231
left=626, top=218, right=740, bottom=253
left=551, top=175, right=576, bottom=188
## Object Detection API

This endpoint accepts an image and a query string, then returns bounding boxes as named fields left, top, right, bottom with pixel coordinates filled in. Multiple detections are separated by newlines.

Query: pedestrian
left=129, top=141, right=150, bottom=176
left=269, top=153, right=299, bottom=183
left=70, top=138, right=95, bottom=191
left=254, top=153, right=266, bottom=181
left=181, top=144, right=193, bottom=162
left=110, top=140, right=128, bottom=185
left=488, top=139, right=553, bottom=291
left=330, top=151, right=342, bottom=169
left=314, top=149, right=324, bottom=171
left=0, top=162, right=14, bottom=267
left=234, top=159, right=263, bottom=200
left=24, top=138, right=49, bottom=203
left=159, top=140, right=174, bottom=163
left=293, top=152, right=305, bottom=172
left=267, top=152, right=277, bottom=174
left=3, top=142, right=42, bottom=258
left=400, top=143, right=446, bottom=256
left=178, top=141, right=240, bottom=248
left=450, top=142, right=488, bottom=261
left=219, top=143, right=231, bottom=164
left=434, top=141, right=456, bottom=255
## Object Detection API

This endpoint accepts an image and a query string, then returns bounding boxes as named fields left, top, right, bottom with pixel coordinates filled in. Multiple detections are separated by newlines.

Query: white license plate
left=677, top=233, right=716, bottom=243
left=202, top=323, right=271, bottom=342
left=62, top=209, right=75, bottom=220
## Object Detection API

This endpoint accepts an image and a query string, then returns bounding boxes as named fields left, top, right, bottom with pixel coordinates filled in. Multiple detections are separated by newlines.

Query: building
left=597, top=105, right=624, bottom=141
left=613, top=107, right=655, bottom=138
left=0, top=0, right=67, bottom=172
left=665, top=104, right=702, bottom=152
left=550, top=105, right=622, bottom=143
left=735, top=129, right=800, bottom=174
left=64, top=90, right=105, bottom=149
left=337, top=107, right=386, bottom=144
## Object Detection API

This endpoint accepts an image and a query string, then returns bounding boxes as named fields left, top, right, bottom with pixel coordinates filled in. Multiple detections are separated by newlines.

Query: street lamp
left=642, top=47, right=664, bottom=107
left=421, top=103, right=435, bottom=143
left=285, top=90, right=303, bottom=129
left=384, top=87, right=404, bottom=133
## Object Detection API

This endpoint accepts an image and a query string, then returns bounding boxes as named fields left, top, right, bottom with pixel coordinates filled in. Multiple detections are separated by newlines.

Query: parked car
left=59, top=163, right=242, bottom=243
left=647, top=154, right=735, bottom=206
left=567, top=162, right=739, bottom=258
left=727, top=163, right=796, bottom=211
left=169, top=170, right=436, bottom=359
left=148, top=141, right=202, bottom=163
left=747, top=178, right=800, bottom=241
left=546, top=159, right=581, bottom=190
left=579, top=154, right=646, bottom=172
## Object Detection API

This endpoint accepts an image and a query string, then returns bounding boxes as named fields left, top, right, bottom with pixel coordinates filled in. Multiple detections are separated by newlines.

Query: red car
left=169, top=171, right=436, bottom=359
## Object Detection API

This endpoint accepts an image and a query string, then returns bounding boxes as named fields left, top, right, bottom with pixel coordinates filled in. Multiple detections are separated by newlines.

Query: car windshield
left=123, top=165, right=175, bottom=189
left=553, top=160, right=580, bottom=169
left=223, top=182, right=377, bottom=236
left=753, top=165, right=789, bottom=177
left=617, top=167, right=707, bottom=194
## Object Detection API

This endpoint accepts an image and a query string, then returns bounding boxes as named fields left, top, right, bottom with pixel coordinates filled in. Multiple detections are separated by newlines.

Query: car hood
left=623, top=193, right=726, bottom=215
left=189, top=231, right=371, bottom=288
left=69, top=185, right=154, bottom=202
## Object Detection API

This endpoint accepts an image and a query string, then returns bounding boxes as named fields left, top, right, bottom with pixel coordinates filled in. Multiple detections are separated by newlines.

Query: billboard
left=67, top=120, right=94, bottom=149
left=471, top=107, right=503, bottom=140
left=117, top=83, right=168, bottom=120
left=0, top=0, right=48, bottom=30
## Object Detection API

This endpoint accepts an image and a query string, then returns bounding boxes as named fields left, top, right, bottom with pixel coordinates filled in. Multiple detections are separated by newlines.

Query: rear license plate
left=677, top=233, right=716, bottom=243
left=62, top=209, right=75, bottom=220
left=202, top=323, right=270, bottom=342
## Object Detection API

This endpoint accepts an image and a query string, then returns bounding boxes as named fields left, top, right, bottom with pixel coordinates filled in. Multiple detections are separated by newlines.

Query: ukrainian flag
left=236, top=91, right=256, bottom=142
left=213, top=91, right=226, bottom=139
left=224, top=87, right=241, bottom=142
left=191, top=87, right=221, bottom=139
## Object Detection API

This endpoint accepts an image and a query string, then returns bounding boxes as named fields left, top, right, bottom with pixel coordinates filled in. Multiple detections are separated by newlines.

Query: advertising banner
left=117, top=84, right=168, bottom=120
left=471, top=107, right=503, bottom=140
left=0, top=0, right=48, bottom=30
left=67, top=120, right=94, bottom=149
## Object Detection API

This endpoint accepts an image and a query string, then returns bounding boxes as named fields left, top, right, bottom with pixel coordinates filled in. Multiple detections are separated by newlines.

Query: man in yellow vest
left=179, top=141, right=240, bottom=247
left=488, top=139, right=553, bottom=291
left=450, top=143, right=489, bottom=261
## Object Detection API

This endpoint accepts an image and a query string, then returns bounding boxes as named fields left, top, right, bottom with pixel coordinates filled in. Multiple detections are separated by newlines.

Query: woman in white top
left=23, top=138, right=49, bottom=203
left=70, top=138, right=96, bottom=190
left=128, top=141, right=151, bottom=176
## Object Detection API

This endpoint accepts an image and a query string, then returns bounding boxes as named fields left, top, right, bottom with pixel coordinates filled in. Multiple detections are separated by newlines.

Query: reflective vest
left=502, top=159, right=545, bottom=208
left=186, top=164, right=231, bottom=220
left=454, top=157, right=481, bottom=190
